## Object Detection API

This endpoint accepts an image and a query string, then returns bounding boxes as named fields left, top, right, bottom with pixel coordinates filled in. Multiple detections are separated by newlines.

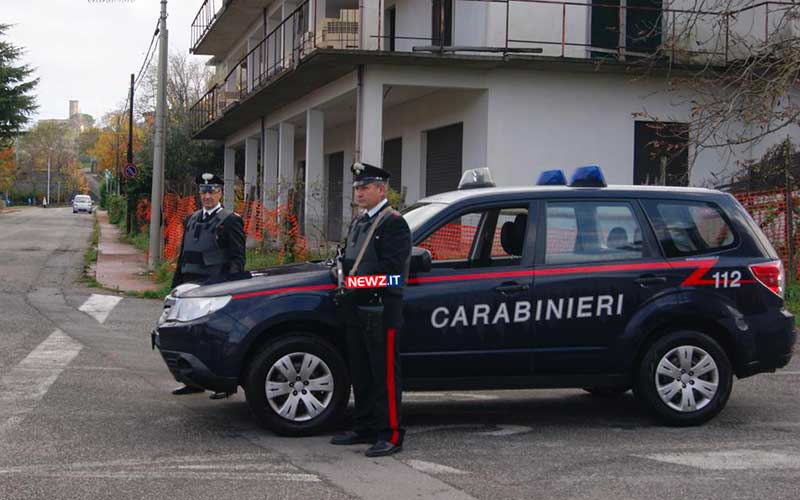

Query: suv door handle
left=634, top=274, right=667, bottom=286
left=495, top=284, right=529, bottom=295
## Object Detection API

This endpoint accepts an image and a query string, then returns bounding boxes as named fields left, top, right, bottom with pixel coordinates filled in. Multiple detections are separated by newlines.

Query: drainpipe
left=354, top=65, right=364, bottom=163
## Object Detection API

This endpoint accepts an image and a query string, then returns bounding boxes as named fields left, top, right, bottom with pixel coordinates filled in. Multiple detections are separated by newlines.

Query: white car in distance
left=73, top=195, right=93, bottom=214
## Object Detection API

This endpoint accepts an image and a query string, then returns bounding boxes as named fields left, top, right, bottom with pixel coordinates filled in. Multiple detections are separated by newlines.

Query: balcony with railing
left=190, top=0, right=797, bottom=136
left=191, top=0, right=271, bottom=55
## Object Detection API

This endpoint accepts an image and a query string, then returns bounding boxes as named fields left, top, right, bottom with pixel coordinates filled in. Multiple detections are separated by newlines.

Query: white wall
left=394, top=0, right=589, bottom=58
left=288, top=88, right=488, bottom=220
left=483, top=68, right=800, bottom=187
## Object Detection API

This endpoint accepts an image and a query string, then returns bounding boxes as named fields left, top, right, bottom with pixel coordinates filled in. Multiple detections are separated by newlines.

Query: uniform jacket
left=342, top=203, right=412, bottom=298
left=172, top=208, right=246, bottom=288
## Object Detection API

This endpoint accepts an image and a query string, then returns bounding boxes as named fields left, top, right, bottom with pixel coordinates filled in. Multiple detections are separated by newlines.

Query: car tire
left=583, top=386, right=630, bottom=398
left=635, top=330, right=732, bottom=426
left=244, top=333, right=350, bottom=436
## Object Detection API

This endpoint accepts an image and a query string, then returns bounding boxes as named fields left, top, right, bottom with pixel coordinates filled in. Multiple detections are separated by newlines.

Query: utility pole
left=127, top=73, right=135, bottom=235
left=148, top=0, right=168, bottom=270
left=128, top=73, right=134, bottom=165
left=46, top=151, right=51, bottom=207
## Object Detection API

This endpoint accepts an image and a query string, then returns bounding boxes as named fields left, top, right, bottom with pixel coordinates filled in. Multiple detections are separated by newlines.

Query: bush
left=108, top=195, right=127, bottom=225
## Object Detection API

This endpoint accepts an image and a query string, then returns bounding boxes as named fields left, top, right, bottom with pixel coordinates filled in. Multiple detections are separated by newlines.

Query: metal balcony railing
left=191, top=0, right=228, bottom=53
left=190, top=0, right=797, bottom=134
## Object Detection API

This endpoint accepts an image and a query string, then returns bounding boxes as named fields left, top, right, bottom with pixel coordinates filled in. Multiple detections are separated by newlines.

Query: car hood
left=176, top=261, right=335, bottom=298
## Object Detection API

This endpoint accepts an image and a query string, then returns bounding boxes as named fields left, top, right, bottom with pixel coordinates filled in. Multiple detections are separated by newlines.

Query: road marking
left=240, top=432, right=480, bottom=500
left=0, top=329, right=82, bottom=434
left=405, top=392, right=498, bottom=401
left=406, top=424, right=483, bottom=435
left=405, top=459, right=469, bottom=475
left=477, top=425, right=532, bottom=436
left=641, top=449, right=800, bottom=470
left=78, top=293, right=122, bottom=324
left=0, top=453, right=320, bottom=482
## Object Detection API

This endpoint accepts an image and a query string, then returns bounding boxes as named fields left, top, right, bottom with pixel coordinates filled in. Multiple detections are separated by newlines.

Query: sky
left=5, top=0, right=210, bottom=125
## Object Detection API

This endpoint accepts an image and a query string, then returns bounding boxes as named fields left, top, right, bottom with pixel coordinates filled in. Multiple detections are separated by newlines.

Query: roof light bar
left=458, top=168, right=496, bottom=190
left=570, top=165, right=607, bottom=188
left=537, top=169, right=568, bottom=186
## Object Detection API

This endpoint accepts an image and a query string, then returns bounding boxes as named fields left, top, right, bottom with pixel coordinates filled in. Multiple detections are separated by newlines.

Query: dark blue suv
left=153, top=168, right=795, bottom=435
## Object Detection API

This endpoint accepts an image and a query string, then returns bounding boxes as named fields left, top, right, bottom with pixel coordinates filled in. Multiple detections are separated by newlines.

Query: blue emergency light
left=569, top=165, right=607, bottom=188
left=536, top=169, right=568, bottom=186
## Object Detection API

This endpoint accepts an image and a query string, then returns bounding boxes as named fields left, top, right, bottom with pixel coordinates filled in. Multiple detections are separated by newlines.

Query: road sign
left=123, top=163, right=138, bottom=179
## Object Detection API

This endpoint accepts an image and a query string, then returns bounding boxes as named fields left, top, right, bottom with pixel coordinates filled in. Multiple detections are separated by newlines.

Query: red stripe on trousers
left=386, top=328, right=399, bottom=445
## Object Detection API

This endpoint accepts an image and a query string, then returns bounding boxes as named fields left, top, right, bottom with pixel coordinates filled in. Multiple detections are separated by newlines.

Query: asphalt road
left=1, top=207, right=798, bottom=500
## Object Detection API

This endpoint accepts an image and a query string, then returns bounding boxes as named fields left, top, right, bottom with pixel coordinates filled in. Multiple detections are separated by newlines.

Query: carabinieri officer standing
left=170, top=172, right=246, bottom=398
left=331, top=162, right=411, bottom=457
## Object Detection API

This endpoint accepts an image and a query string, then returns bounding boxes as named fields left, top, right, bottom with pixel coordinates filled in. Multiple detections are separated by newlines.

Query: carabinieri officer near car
left=170, top=172, right=246, bottom=398
left=331, top=162, right=412, bottom=457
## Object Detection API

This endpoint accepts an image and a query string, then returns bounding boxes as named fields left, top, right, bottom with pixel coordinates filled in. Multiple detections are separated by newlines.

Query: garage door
left=425, top=122, right=463, bottom=196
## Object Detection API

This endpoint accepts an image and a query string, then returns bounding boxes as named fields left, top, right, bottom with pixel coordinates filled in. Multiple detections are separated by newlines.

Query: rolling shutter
left=326, top=152, right=344, bottom=241
left=425, top=123, right=463, bottom=196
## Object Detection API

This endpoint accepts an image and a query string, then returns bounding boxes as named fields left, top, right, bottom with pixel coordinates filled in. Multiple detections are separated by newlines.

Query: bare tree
left=623, top=0, right=800, bottom=179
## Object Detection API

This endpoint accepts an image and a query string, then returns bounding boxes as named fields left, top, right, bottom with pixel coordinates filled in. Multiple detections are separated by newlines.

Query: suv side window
left=643, top=200, right=736, bottom=257
left=544, top=201, right=646, bottom=265
left=419, top=206, right=529, bottom=268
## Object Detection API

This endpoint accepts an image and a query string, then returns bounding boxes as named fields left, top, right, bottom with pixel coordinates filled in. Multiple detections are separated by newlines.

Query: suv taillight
left=749, top=260, right=785, bottom=299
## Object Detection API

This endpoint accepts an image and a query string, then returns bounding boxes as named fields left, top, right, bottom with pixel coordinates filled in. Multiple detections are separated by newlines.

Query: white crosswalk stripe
left=0, top=329, right=83, bottom=434
left=78, top=293, right=123, bottom=324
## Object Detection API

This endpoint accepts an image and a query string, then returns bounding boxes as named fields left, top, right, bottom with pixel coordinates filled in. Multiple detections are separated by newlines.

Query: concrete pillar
left=305, top=109, right=325, bottom=245
left=244, top=137, right=259, bottom=201
left=223, top=147, right=236, bottom=209
left=358, top=68, right=383, bottom=167
left=262, top=128, right=279, bottom=209
left=308, top=0, right=326, bottom=34
left=278, top=121, right=296, bottom=208
left=282, top=2, right=298, bottom=66
left=360, top=0, right=381, bottom=50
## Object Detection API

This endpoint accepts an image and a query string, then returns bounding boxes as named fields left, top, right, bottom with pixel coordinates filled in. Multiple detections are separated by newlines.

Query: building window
left=633, top=121, right=689, bottom=186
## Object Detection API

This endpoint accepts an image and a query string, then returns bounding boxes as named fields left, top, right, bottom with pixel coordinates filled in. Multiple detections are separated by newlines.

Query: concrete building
left=187, top=0, right=800, bottom=243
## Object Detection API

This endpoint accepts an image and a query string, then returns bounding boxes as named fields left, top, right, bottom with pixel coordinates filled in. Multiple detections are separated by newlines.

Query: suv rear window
left=643, top=200, right=736, bottom=257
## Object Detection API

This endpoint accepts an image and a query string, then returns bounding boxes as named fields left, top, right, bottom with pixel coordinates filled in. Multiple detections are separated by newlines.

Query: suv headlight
left=166, top=296, right=231, bottom=322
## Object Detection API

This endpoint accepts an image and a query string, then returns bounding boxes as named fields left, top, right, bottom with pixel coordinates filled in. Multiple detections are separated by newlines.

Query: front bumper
left=152, top=330, right=238, bottom=393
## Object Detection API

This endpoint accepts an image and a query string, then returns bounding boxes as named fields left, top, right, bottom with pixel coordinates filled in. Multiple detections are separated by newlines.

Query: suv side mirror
left=410, top=246, right=432, bottom=274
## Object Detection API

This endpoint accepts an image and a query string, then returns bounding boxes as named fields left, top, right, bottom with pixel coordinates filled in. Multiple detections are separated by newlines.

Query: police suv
left=153, top=166, right=795, bottom=435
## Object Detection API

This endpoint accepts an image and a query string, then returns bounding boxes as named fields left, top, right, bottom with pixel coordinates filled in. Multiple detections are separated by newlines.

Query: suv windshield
left=75, top=196, right=91, bottom=203
left=401, top=202, right=448, bottom=233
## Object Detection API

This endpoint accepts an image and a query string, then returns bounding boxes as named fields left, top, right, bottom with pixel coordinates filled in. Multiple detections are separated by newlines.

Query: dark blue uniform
left=341, top=203, right=411, bottom=447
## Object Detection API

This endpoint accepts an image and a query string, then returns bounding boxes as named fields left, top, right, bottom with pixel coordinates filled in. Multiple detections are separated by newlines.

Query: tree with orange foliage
left=89, top=110, right=145, bottom=180
left=0, top=146, right=15, bottom=194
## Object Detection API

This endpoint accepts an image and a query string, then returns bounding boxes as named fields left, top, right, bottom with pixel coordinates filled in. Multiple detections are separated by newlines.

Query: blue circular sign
left=124, top=163, right=138, bottom=179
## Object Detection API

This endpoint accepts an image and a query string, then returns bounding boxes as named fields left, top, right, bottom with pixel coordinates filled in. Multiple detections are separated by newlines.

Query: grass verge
left=82, top=214, right=101, bottom=288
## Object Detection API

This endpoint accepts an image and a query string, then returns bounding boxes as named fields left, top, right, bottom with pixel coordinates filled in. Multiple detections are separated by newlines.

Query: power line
left=134, top=20, right=160, bottom=90
left=134, top=35, right=159, bottom=94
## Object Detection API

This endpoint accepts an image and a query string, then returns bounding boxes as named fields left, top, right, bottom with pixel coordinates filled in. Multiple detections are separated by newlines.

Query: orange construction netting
left=734, top=188, right=800, bottom=279
left=139, top=196, right=306, bottom=263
